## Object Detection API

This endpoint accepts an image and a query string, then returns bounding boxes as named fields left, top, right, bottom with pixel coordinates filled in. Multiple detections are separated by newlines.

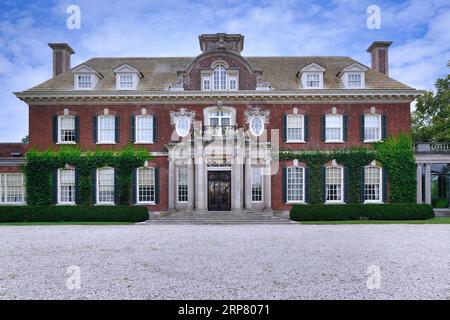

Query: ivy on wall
left=24, top=146, right=152, bottom=205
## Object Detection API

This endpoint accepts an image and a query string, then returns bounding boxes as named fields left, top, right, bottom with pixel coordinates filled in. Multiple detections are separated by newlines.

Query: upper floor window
left=113, top=64, right=141, bottom=90
left=364, top=114, right=381, bottom=141
left=58, top=115, right=76, bottom=143
left=249, top=116, right=265, bottom=137
left=364, top=166, right=382, bottom=202
left=135, top=115, right=154, bottom=143
left=137, top=167, right=155, bottom=204
left=58, top=168, right=75, bottom=204
left=0, top=173, right=25, bottom=204
left=325, top=114, right=343, bottom=142
left=325, top=166, right=343, bottom=203
left=118, top=74, right=135, bottom=89
left=73, top=64, right=100, bottom=90
left=202, top=75, right=211, bottom=91
left=286, top=114, right=304, bottom=142
left=228, top=75, right=238, bottom=91
left=209, top=110, right=231, bottom=126
left=97, top=167, right=115, bottom=204
left=347, top=73, right=362, bottom=88
left=77, top=75, right=93, bottom=89
left=213, top=65, right=227, bottom=91
left=340, top=64, right=367, bottom=89
left=286, top=166, right=305, bottom=203
left=300, top=63, right=325, bottom=89
left=98, top=115, right=116, bottom=144
left=305, top=73, right=321, bottom=88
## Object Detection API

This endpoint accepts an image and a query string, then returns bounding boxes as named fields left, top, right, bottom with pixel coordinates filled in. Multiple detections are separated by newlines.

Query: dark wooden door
left=207, top=171, right=231, bottom=211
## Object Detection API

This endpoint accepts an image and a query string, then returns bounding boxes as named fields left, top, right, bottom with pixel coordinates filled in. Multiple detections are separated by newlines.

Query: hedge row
left=290, top=204, right=435, bottom=221
left=0, top=206, right=149, bottom=222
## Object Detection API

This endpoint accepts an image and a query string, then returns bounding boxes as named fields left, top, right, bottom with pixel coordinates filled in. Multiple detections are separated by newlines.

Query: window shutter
left=75, top=168, right=80, bottom=205
left=382, top=168, right=388, bottom=203
left=360, top=114, right=365, bottom=141
left=360, top=166, right=365, bottom=203
left=132, top=168, right=137, bottom=204
left=282, top=115, right=287, bottom=142
left=52, top=169, right=58, bottom=204
left=131, top=115, right=136, bottom=143
left=321, top=166, right=326, bottom=203
left=153, top=116, right=158, bottom=142
left=304, top=115, right=309, bottom=141
left=381, top=114, right=387, bottom=140
left=282, top=167, right=287, bottom=203
left=115, top=115, right=120, bottom=143
left=343, top=114, right=348, bottom=141
left=114, top=169, right=119, bottom=204
left=304, top=166, right=310, bottom=203
left=343, top=166, right=349, bottom=203
left=52, top=115, right=58, bottom=143
left=92, top=117, right=98, bottom=143
left=320, top=115, right=326, bottom=141
left=154, top=168, right=160, bottom=204
left=75, top=116, right=80, bottom=143
left=91, top=168, right=97, bottom=205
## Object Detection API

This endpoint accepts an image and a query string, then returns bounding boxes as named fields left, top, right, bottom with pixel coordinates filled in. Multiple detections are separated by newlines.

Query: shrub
left=0, top=205, right=149, bottom=222
left=290, top=204, right=435, bottom=221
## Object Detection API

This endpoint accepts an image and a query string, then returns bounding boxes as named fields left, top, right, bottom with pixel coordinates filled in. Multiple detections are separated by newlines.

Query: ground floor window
left=286, top=166, right=304, bottom=203
left=325, top=166, right=343, bottom=202
left=0, top=173, right=25, bottom=204
left=58, top=168, right=75, bottom=204
left=97, top=168, right=115, bottom=204
left=364, top=166, right=382, bottom=202
left=137, top=167, right=155, bottom=203
left=251, top=167, right=263, bottom=202
left=177, top=166, right=188, bottom=203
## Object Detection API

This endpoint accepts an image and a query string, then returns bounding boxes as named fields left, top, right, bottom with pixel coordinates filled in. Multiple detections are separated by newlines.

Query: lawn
left=300, top=217, right=450, bottom=224
left=0, top=221, right=134, bottom=226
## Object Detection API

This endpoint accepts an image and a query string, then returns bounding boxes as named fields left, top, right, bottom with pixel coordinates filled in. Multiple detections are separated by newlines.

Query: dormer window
left=299, top=63, right=325, bottom=89
left=72, top=64, right=101, bottom=90
left=213, top=65, right=227, bottom=91
left=202, top=62, right=239, bottom=91
left=77, top=75, right=93, bottom=89
left=305, top=73, right=321, bottom=88
left=119, top=74, right=135, bottom=89
left=113, top=64, right=142, bottom=90
left=340, top=63, right=368, bottom=89
left=347, top=73, right=362, bottom=88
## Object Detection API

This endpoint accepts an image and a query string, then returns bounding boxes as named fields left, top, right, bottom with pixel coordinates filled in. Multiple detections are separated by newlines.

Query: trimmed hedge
left=0, top=206, right=149, bottom=222
left=290, top=204, right=435, bottom=221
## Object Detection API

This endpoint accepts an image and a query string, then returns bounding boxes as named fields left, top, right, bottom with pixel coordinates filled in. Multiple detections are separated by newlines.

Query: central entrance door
left=207, top=171, right=231, bottom=211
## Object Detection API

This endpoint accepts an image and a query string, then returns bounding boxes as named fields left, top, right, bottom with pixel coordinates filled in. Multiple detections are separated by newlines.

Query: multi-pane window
left=98, top=115, right=116, bottom=143
left=177, top=166, right=188, bottom=203
left=286, top=166, right=304, bottom=203
left=118, top=74, right=134, bottom=89
left=325, top=166, right=343, bottom=202
left=59, top=168, right=75, bottom=204
left=305, top=73, right=320, bottom=88
left=347, top=73, right=362, bottom=88
left=202, top=76, right=211, bottom=91
left=287, top=115, right=304, bottom=142
left=97, top=168, right=115, bottom=204
left=0, top=173, right=25, bottom=204
left=364, top=114, right=381, bottom=141
left=213, top=65, right=227, bottom=91
left=325, top=115, right=343, bottom=141
left=251, top=167, right=263, bottom=202
left=364, top=166, right=382, bottom=202
left=136, top=115, right=153, bottom=143
left=137, top=167, right=155, bottom=203
left=229, top=76, right=237, bottom=91
left=77, top=75, right=92, bottom=89
left=59, top=116, right=76, bottom=143
left=209, top=111, right=231, bottom=126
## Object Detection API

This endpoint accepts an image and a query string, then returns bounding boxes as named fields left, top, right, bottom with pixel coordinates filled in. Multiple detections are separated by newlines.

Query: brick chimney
left=48, top=43, right=75, bottom=77
left=366, top=41, right=392, bottom=76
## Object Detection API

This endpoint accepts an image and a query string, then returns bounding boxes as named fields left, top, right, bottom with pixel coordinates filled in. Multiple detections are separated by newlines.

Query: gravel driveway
left=0, top=224, right=449, bottom=300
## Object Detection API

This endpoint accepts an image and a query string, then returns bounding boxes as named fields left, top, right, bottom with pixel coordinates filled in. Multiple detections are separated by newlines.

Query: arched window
left=286, top=166, right=305, bottom=203
left=213, top=65, right=227, bottom=91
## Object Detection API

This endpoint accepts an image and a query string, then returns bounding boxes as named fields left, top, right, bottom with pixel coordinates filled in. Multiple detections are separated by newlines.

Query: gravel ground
left=0, top=224, right=449, bottom=300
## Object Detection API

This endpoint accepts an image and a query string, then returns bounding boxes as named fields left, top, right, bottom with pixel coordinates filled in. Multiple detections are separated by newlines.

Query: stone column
left=195, top=155, right=206, bottom=212
left=244, top=157, right=252, bottom=210
left=264, top=160, right=272, bottom=211
left=232, top=156, right=243, bottom=211
left=168, top=157, right=175, bottom=212
left=424, top=164, right=432, bottom=204
left=187, top=158, right=194, bottom=211
left=416, top=164, right=423, bottom=204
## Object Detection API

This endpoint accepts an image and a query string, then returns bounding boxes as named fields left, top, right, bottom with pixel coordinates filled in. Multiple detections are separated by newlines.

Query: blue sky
left=0, top=0, right=449, bottom=141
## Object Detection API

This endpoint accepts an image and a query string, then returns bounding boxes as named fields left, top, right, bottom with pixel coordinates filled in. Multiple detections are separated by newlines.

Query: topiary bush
left=0, top=205, right=149, bottom=222
left=290, top=204, right=435, bottom=221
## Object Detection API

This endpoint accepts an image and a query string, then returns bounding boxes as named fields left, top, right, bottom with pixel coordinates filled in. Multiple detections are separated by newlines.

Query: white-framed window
left=76, top=75, right=93, bottom=90
left=347, top=72, right=362, bottom=88
left=97, top=167, right=115, bottom=204
left=137, top=167, right=155, bottom=204
left=202, top=75, right=211, bottom=91
left=98, top=115, right=116, bottom=143
left=251, top=167, right=263, bottom=202
left=364, top=114, right=382, bottom=142
left=228, top=75, right=237, bottom=91
left=286, top=166, right=305, bottom=203
left=249, top=116, right=265, bottom=137
left=209, top=110, right=231, bottom=126
left=325, top=166, right=343, bottom=202
left=364, top=166, right=382, bottom=202
left=58, top=168, right=75, bottom=204
left=325, top=114, right=343, bottom=142
left=0, top=173, right=25, bottom=204
left=118, top=73, right=135, bottom=90
left=58, top=115, right=76, bottom=143
left=177, top=166, right=188, bottom=203
left=304, top=73, right=322, bottom=88
left=286, top=114, right=304, bottom=142
left=135, top=115, right=153, bottom=143
left=213, top=65, right=227, bottom=91
left=175, top=116, right=191, bottom=137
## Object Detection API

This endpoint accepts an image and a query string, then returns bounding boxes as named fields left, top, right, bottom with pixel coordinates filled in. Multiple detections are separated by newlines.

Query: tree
left=21, top=135, right=29, bottom=144
left=411, top=73, right=450, bottom=142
